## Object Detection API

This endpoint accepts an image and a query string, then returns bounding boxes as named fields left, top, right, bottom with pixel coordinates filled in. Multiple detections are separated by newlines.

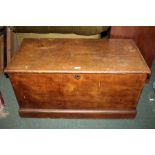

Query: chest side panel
left=9, top=73, right=147, bottom=110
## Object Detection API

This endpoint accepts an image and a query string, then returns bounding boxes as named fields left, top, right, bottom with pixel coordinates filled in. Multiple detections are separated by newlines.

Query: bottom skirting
left=19, top=108, right=136, bottom=119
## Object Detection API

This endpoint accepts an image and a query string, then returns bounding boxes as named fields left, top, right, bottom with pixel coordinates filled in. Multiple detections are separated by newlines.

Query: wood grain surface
left=5, top=38, right=150, bottom=74
left=10, top=73, right=146, bottom=110
left=110, top=26, right=155, bottom=68
left=19, top=108, right=136, bottom=119
left=6, top=38, right=150, bottom=118
left=0, top=35, right=4, bottom=73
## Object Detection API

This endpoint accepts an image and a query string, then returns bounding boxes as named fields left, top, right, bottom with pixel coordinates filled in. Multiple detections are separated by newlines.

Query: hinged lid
left=5, top=38, right=151, bottom=74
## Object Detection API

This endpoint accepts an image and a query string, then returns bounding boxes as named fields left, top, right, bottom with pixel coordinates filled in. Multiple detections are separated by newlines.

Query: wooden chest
left=5, top=38, right=151, bottom=119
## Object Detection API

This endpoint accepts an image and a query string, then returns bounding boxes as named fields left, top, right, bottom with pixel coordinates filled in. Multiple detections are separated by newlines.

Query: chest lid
left=5, top=38, right=151, bottom=74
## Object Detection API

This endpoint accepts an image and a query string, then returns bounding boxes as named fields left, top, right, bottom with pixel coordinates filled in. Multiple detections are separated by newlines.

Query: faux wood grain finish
left=5, top=39, right=150, bottom=118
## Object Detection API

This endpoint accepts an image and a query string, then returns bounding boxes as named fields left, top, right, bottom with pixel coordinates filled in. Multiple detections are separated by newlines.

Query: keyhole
left=74, top=74, right=81, bottom=80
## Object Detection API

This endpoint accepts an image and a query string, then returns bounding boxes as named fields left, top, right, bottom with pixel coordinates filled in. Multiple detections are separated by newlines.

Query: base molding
left=19, top=108, right=136, bottom=119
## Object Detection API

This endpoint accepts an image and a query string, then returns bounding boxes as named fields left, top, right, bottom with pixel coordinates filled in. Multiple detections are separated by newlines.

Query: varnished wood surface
left=6, top=27, right=15, bottom=65
left=19, top=108, right=136, bottom=119
left=5, top=38, right=150, bottom=74
left=6, top=38, right=150, bottom=118
left=0, top=35, right=4, bottom=73
left=10, top=73, right=146, bottom=111
left=110, top=26, right=155, bottom=68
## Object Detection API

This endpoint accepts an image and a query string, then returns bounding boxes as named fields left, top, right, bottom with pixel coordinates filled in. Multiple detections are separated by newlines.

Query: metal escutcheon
left=74, top=74, right=81, bottom=80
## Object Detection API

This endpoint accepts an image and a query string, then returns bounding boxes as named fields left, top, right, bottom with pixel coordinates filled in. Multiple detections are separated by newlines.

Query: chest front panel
left=10, top=73, right=146, bottom=110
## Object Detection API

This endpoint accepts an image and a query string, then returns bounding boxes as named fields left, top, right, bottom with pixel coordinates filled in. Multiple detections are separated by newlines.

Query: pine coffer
left=5, top=38, right=151, bottom=119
